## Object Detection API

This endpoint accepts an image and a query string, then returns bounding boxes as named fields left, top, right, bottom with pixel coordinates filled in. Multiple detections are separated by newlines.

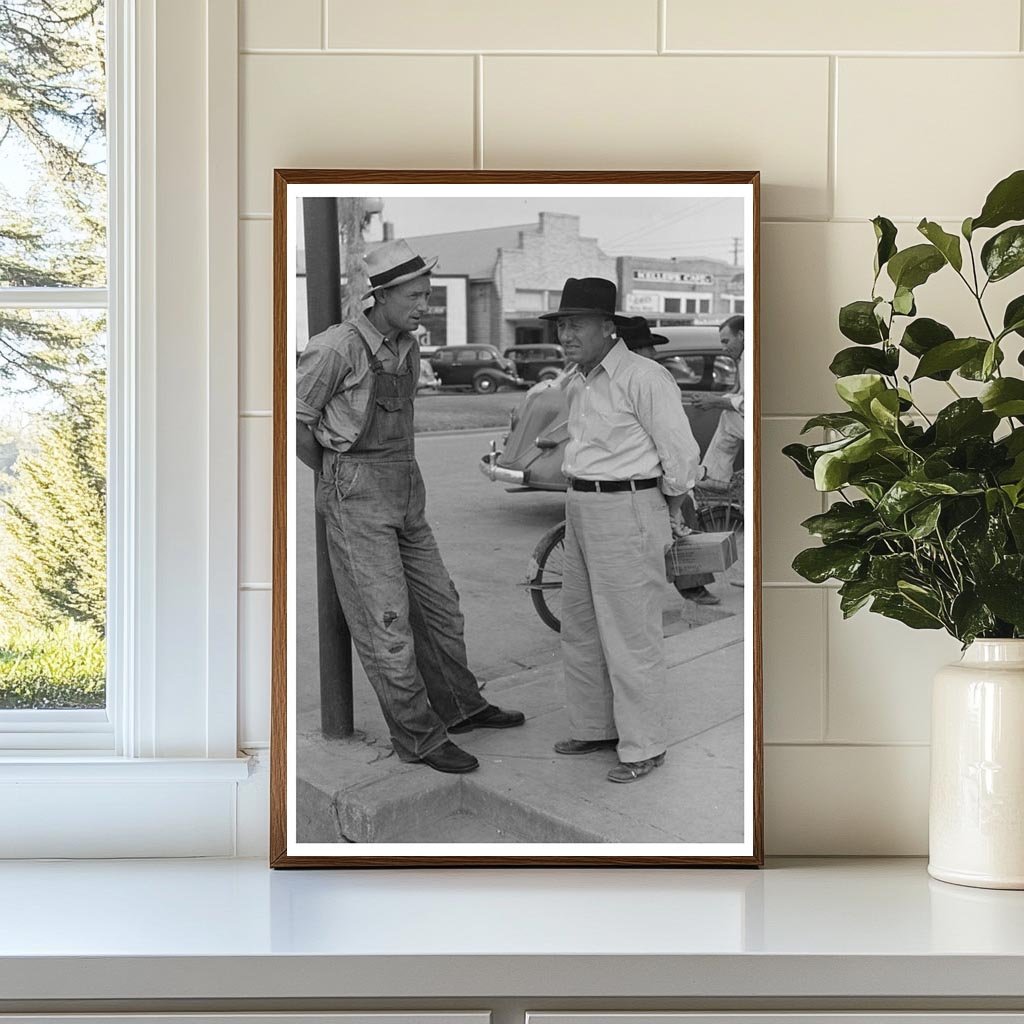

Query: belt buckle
left=593, top=480, right=601, bottom=493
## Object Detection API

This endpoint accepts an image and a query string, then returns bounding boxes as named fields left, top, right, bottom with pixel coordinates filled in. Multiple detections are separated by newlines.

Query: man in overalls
left=296, top=239, right=525, bottom=774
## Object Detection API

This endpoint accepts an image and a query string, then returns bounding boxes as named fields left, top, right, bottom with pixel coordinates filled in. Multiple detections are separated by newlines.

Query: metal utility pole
left=302, top=197, right=353, bottom=738
left=732, top=236, right=741, bottom=267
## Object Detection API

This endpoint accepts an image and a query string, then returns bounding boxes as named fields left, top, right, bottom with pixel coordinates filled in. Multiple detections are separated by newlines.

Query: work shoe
left=675, top=584, right=721, bottom=606
left=607, top=751, right=666, bottom=783
left=554, top=737, right=618, bottom=755
left=417, top=740, right=479, bottom=774
left=448, top=704, right=526, bottom=733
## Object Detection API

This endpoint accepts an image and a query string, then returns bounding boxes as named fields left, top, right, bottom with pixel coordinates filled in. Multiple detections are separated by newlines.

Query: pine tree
left=0, top=372, right=105, bottom=633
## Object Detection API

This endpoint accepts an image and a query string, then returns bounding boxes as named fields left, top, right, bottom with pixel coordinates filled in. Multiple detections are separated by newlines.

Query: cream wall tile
left=240, top=416, right=273, bottom=586
left=836, top=58, right=1024, bottom=220
left=241, top=0, right=321, bottom=50
left=483, top=57, right=830, bottom=220
left=239, top=590, right=272, bottom=747
left=666, top=0, right=1020, bottom=53
left=328, top=0, right=658, bottom=51
left=240, top=55, right=475, bottom=213
left=762, top=221, right=1023, bottom=415
left=762, top=588, right=825, bottom=743
left=827, top=599, right=962, bottom=743
left=766, top=744, right=929, bottom=854
left=240, top=220, right=272, bottom=411
left=761, top=418, right=823, bottom=584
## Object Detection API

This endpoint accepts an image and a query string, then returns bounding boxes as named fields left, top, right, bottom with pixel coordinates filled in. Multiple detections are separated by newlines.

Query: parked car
left=479, top=326, right=742, bottom=490
left=503, top=344, right=565, bottom=384
left=429, top=345, right=524, bottom=394
left=417, top=357, right=440, bottom=391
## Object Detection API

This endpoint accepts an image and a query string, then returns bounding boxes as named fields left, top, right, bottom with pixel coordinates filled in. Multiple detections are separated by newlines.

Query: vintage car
left=417, top=357, right=440, bottom=391
left=479, top=326, right=742, bottom=491
left=502, top=343, right=566, bottom=384
left=429, top=344, right=524, bottom=394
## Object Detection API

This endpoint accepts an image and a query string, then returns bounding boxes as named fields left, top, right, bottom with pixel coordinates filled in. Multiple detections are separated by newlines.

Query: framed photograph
left=271, top=170, right=762, bottom=867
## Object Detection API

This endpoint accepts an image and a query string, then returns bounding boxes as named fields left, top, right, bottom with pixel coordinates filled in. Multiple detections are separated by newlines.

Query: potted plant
left=785, top=169, right=1024, bottom=889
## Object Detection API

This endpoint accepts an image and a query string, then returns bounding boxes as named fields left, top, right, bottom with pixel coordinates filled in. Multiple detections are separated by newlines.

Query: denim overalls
left=315, top=338, right=487, bottom=761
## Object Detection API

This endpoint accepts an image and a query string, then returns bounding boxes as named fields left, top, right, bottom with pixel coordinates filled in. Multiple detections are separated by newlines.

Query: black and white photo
left=271, top=171, right=762, bottom=867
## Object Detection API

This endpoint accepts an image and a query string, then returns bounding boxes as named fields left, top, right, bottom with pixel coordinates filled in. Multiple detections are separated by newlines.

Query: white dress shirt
left=561, top=340, right=700, bottom=497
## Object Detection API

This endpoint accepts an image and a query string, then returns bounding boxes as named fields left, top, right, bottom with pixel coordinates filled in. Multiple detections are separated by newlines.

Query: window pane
left=0, top=309, right=106, bottom=709
left=0, top=1, right=107, bottom=288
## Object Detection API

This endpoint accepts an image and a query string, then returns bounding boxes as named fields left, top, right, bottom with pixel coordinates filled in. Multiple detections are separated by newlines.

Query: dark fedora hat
left=539, top=277, right=630, bottom=326
left=619, top=315, right=669, bottom=350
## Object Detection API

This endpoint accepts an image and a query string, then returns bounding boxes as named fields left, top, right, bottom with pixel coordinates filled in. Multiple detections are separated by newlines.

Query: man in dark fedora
left=295, top=238, right=524, bottom=775
left=618, top=316, right=718, bottom=606
left=541, top=281, right=700, bottom=783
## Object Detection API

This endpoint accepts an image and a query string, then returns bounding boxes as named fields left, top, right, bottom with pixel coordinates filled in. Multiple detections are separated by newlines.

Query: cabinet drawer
left=528, top=1017, right=1024, bottom=1024
left=0, top=1016, right=490, bottom=1024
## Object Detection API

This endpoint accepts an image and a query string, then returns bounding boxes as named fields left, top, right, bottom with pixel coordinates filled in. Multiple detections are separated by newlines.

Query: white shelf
left=1, top=857, right=1023, bottom=1003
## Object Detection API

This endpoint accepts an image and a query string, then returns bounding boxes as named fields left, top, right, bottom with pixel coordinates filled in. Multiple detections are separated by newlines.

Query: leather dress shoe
left=553, top=737, right=618, bottom=755
left=448, top=704, right=526, bottom=733
left=417, top=740, right=479, bottom=774
left=607, top=751, right=666, bottom=783
left=675, top=584, right=721, bottom=606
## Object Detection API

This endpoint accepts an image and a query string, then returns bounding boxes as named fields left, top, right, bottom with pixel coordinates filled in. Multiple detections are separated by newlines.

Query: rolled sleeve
left=634, top=369, right=701, bottom=496
left=729, top=391, right=745, bottom=414
left=296, top=343, right=346, bottom=427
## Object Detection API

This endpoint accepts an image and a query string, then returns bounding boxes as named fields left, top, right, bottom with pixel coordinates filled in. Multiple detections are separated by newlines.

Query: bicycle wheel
left=527, top=521, right=566, bottom=633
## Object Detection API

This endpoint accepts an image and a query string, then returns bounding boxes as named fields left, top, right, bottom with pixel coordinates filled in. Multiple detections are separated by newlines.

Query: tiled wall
left=236, top=0, right=1024, bottom=854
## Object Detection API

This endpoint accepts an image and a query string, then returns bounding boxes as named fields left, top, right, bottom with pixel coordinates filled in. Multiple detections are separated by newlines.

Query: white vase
left=929, top=639, right=1024, bottom=889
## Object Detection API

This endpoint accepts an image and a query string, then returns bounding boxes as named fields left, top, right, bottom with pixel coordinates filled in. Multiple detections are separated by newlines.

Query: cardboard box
left=666, top=531, right=739, bottom=576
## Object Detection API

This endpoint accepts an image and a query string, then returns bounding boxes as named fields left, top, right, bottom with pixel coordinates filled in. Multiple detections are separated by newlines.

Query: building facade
left=617, top=256, right=745, bottom=326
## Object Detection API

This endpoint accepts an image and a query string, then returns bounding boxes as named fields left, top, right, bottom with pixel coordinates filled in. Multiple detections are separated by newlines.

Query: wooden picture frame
left=271, top=170, right=762, bottom=867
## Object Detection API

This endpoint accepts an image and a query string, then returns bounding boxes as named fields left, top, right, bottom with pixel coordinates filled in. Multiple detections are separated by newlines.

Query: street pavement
left=294, top=428, right=747, bottom=845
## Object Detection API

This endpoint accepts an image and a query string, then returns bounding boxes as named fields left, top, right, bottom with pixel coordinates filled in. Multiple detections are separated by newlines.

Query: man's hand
left=691, top=393, right=731, bottom=410
left=296, top=420, right=324, bottom=472
left=665, top=493, right=691, bottom=539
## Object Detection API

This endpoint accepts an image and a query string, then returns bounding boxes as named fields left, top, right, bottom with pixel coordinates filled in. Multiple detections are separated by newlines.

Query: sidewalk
left=296, top=585, right=746, bottom=845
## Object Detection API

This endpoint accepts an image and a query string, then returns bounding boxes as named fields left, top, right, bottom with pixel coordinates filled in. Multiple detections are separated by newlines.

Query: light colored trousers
left=701, top=407, right=744, bottom=484
left=561, top=486, right=673, bottom=763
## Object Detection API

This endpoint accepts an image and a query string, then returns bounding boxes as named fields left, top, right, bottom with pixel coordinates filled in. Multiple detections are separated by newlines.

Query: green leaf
left=981, top=225, right=1024, bottom=282
left=782, top=442, right=815, bottom=479
left=960, top=344, right=1004, bottom=380
left=979, top=378, right=1024, bottom=418
left=800, top=501, right=879, bottom=543
left=1003, top=295, right=1024, bottom=340
left=976, top=576, right=1024, bottom=629
left=839, top=300, right=886, bottom=345
left=792, top=542, right=866, bottom=583
left=962, top=216, right=974, bottom=241
left=908, top=500, right=942, bottom=539
left=917, top=219, right=963, bottom=272
left=835, top=373, right=886, bottom=413
left=872, top=216, right=898, bottom=277
left=900, top=319, right=955, bottom=380
left=814, top=451, right=851, bottom=491
left=877, top=479, right=958, bottom=524
left=800, top=413, right=865, bottom=434
left=971, top=168, right=1024, bottom=232
left=887, top=243, right=946, bottom=291
left=868, top=389, right=902, bottom=430
left=950, top=592, right=996, bottom=644
left=892, top=286, right=916, bottom=316
left=829, top=346, right=899, bottom=378
left=868, top=553, right=915, bottom=587
left=871, top=594, right=943, bottom=630
left=838, top=579, right=877, bottom=618
left=911, top=337, right=988, bottom=381
left=982, top=341, right=1000, bottom=381
left=934, top=399, right=999, bottom=444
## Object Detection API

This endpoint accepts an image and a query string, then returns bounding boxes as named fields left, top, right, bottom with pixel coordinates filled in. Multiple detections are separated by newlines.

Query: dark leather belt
left=568, top=477, right=660, bottom=493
